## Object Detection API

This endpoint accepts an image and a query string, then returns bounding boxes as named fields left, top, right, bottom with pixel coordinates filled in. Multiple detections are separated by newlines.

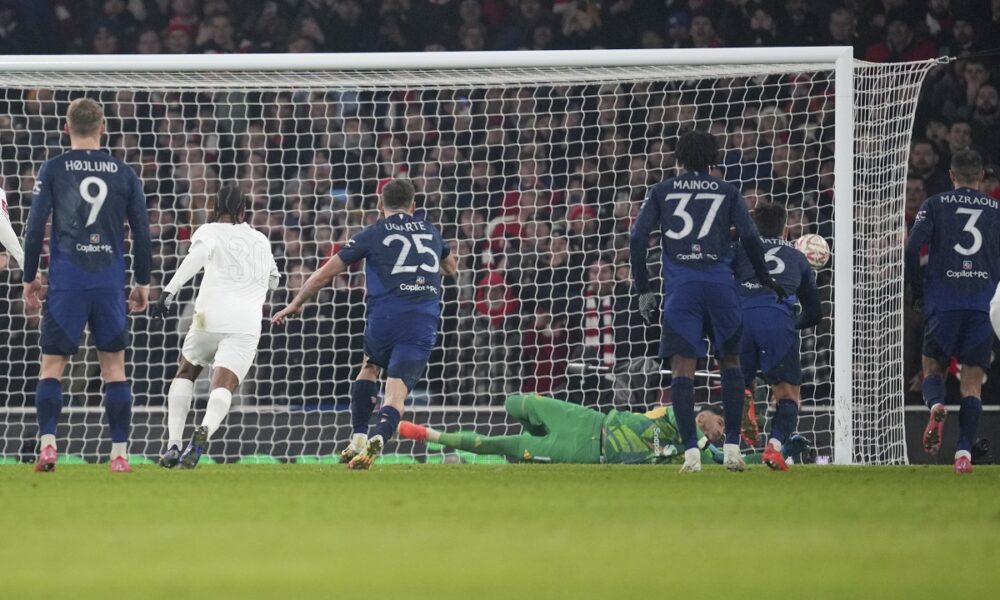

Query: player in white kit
left=0, top=189, right=25, bottom=268
left=151, top=186, right=279, bottom=468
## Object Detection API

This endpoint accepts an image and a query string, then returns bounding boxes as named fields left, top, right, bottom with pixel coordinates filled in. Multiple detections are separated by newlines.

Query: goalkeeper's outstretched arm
left=271, top=255, right=347, bottom=324
left=0, top=190, right=24, bottom=268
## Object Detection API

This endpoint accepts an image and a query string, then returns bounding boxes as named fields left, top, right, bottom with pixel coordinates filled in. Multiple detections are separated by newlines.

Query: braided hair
left=675, top=130, right=720, bottom=174
left=212, top=185, right=247, bottom=224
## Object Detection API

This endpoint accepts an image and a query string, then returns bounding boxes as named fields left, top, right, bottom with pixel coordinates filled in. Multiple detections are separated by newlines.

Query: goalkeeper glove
left=150, top=291, right=175, bottom=320
left=638, top=292, right=658, bottom=325
left=760, top=277, right=788, bottom=303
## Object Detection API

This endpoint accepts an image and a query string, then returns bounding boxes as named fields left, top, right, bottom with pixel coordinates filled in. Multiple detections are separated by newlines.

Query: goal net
left=0, top=50, right=935, bottom=465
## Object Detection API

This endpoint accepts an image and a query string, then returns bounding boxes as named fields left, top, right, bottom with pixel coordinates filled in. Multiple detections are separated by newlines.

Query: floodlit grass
left=1, top=464, right=998, bottom=599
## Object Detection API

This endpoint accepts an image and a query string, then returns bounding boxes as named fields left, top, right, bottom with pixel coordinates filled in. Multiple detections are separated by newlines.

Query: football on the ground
left=795, top=234, right=830, bottom=269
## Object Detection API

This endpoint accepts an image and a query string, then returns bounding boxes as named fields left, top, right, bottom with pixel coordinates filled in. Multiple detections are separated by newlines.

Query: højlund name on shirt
left=938, top=194, right=998, bottom=208
left=64, top=160, right=119, bottom=173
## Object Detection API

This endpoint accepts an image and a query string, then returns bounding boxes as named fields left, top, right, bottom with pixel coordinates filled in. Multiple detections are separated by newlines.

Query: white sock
left=167, top=378, right=195, bottom=449
left=956, top=449, right=972, bottom=460
left=110, top=442, right=127, bottom=460
left=349, top=433, right=367, bottom=449
left=426, top=427, right=441, bottom=443
left=201, top=388, right=233, bottom=439
left=768, top=438, right=782, bottom=451
left=40, top=434, right=56, bottom=451
left=683, top=447, right=701, bottom=463
left=723, top=443, right=742, bottom=459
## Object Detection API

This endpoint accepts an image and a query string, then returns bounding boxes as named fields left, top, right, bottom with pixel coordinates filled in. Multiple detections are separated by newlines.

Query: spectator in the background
left=165, top=20, right=195, bottom=53
left=90, top=23, right=120, bottom=55
left=968, top=85, right=999, bottom=162
left=520, top=302, right=569, bottom=395
left=665, top=11, right=691, bottom=48
left=865, top=18, right=937, bottom=63
left=136, top=27, right=163, bottom=54
left=905, top=174, right=927, bottom=231
left=493, top=0, right=546, bottom=50
left=909, top=139, right=951, bottom=195
left=945, top=119, right=972, bottom=162
left=777, top=0, right=822, bottom=46
left=199, top=13, right=236, bottom=53
left=0, top=0, right=28, bottom=54
left=690, top=11, right=720, bottom=48
left=826, top=7, right=861, bottom=56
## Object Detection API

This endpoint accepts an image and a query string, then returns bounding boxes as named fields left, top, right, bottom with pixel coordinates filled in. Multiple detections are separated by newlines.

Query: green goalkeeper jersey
left=601, top=406, right=710, bottom=465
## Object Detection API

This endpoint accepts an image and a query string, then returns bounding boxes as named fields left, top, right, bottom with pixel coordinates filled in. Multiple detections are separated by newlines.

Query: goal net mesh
left=0, top=58, right=934, bottom=465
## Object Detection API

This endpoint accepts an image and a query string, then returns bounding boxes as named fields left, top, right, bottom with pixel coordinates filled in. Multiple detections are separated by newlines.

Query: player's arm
left=268, top=256, right=281, bottom=290
left=272, top=254, right=349, bottom=325
left=440, top=241, right=458, bottom=276
left=794, top=260, right=822, bottom=330
left=990, top=282, right=1000, bottom=340
left=151, top=237, right=212, bottom=319
left=125, top=172, right=152, bottom=313
left=730, top=192, right=787, bottom=301
left=904, top=199, right=933, bottom=306
left=21, top=165, right=53, bottom=311
left=629, top=188, right=660, bottom=323
left=0, top=190, right=24, bottom=268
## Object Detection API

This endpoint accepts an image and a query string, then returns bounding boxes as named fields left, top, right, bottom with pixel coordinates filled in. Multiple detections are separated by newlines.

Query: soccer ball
left=795, top=234, right=830, bottom=270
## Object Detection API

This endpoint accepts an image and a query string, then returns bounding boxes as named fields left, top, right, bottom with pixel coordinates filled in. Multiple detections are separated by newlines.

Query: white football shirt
left=168, top=222, right=278, bottom=335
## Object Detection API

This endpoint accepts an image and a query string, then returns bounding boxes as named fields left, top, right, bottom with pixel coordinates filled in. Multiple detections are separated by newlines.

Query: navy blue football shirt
left=631, top=171, right=769, bottom=293
left=733, top=237, right=822, bottom=328
left=23, top=149, right=151, bottom=291
left=906, top=187, right=1000, bottom=314
left=337, top=212, right=450, bottom=317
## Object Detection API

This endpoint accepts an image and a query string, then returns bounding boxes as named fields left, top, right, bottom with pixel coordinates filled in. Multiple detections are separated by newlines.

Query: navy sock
left=921, top=374, right=945, bottom=409
left=770, top=399, right=799, bottom=445
left=104, top=381, right=132, bottom=444
left=957, top=395, right=982, bottom=453
left=35, top=378, right=63, bottom=437
left=351, top=380, right=380, bottom=435
left=721, top=368, right=744, bottom=445
left=370, top=405, right=401, bottom=442
left=671, top=376, right=697, bottom=450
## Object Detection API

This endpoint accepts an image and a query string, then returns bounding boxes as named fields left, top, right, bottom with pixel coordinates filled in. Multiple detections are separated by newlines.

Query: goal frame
left=0, top=47, right=861, bottom=463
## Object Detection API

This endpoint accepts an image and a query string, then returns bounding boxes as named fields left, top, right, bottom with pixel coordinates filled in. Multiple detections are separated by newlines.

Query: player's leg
left=91, top=288, right=132, bottom=472
left=34, top=289, right=87, bottom=472
left=502, top=393, right=600, bottom=437
left=180, top=334, right=256, bottom=469
left=340, top=357, right=382, bottom=463
left=160, top=356, right=202, bottom=468
left=33, top=354, right=69, bottom=472
left=952, top=311, right=991, bottom=473
left=708, top=283, right=747, bottom=472
left=660, top=284, right=707, bottom=473
left=920, top=312, right=952, bottom=455
left=97, top=351, right=132, bottom=472
left=755, top=317, right=802, bottom=471
left=349, top=317, right=437, bottom=470
left=400, top=423, right=600, bottom=463
left=954, top=365, right=983, bottom=474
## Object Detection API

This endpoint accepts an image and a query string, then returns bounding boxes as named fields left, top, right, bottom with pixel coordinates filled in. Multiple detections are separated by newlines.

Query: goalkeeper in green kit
left=398, top=393, right=726, bottom=464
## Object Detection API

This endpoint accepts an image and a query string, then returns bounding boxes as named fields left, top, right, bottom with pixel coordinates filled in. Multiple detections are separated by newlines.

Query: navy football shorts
left=363, top=311, right=439, bottom=390
left=41, top=288, right=128, bottom=356
left=740, top=306, right=801, bottom=387
left=923, top=310, right=993, bottom=371
left=660, top=281, right=743, bottom=359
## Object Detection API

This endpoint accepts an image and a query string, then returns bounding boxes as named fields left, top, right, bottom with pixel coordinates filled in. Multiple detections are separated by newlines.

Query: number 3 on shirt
left=663, top=193, right=726, bottom=240
left=953, top=207, right=982, bottom=256
left=79, top=176, right=108, bottom=227
left=384, top=233, right=439, bottom=274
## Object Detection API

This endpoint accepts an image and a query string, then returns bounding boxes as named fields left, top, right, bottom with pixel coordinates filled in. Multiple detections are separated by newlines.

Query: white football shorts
left=181, top=330, right=260, bottom=383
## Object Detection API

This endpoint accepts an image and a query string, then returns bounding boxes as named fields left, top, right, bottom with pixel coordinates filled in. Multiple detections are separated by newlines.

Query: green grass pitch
left=1, top=464, right=999, bottom=599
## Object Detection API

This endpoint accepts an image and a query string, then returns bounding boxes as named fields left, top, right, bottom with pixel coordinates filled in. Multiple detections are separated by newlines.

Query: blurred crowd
left=0, top=0, right=997, bottom=408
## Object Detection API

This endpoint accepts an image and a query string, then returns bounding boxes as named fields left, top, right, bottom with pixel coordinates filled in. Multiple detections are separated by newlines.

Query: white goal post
left=0, top=48, right=936, bottom=465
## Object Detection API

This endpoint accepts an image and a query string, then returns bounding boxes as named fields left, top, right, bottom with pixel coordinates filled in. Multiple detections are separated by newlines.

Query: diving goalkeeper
left=399, top=393, right=724, bottom=464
